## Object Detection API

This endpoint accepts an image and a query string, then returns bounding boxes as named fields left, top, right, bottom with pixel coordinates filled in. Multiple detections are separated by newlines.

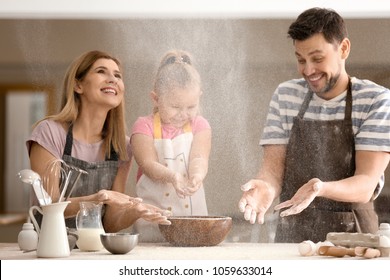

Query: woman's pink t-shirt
left=26, top=119, right=131, bottom=164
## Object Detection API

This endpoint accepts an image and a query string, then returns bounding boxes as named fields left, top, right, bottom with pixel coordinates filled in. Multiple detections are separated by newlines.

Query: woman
left=27, top=50, right=170, bottom=232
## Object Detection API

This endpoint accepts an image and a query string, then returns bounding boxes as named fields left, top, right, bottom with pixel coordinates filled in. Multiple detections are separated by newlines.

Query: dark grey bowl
left=100, top=233, right=139, bottom=254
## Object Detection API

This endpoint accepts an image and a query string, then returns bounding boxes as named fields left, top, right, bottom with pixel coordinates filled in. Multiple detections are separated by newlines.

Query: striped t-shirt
left=260, top=77, right=390, bottom=152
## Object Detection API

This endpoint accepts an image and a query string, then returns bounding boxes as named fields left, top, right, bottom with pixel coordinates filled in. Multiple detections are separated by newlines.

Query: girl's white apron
left=134, top=113, right=208, bottom=242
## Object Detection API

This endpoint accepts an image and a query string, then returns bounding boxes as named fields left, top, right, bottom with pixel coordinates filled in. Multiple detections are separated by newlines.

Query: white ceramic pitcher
left=29, top=201, right=70, bottom=258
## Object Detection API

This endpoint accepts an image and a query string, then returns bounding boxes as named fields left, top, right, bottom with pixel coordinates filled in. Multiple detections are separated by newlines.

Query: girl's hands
left=171, top=172, right=204, bottom=198
left=171, top=172, right=192, bottom=198
left=186, top=173, right=203, bottom=195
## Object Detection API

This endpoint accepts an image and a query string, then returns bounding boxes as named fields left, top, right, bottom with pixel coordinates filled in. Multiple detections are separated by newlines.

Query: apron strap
left=297, top=91, right=313, bottom=118
left=153, top=112, right=192, bottom=139
left=63, top=124, right=118, bottom=161
left=63, top=124, right=74, bottom=156
left=344, top=77, right=352, bottom=121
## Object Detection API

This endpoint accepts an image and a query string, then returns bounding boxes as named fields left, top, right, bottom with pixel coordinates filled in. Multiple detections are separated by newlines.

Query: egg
left=298, top=240, right=316, bottom=256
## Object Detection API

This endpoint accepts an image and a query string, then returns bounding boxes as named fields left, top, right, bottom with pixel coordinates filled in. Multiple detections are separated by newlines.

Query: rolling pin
left=318, top=246, right=355, bottom=257
left=318, top=245, right=381, bottom=258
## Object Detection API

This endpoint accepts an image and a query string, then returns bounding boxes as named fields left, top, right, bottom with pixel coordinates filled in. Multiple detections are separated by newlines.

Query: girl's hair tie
left=164, top=55, right=192, bottom=66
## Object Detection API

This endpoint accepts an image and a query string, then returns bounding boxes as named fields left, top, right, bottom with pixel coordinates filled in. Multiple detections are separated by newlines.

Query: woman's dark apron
left=274, top=80, right=378, bottom=243
left=61, top=125, right=119, bottom=229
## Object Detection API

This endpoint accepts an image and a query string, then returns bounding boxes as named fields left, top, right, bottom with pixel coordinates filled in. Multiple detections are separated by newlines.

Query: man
left=239, top=7, right=390, bottom=243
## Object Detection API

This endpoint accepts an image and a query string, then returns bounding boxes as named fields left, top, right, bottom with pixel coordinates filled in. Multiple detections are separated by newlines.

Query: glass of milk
left=76, top=201, right=105, bottom=251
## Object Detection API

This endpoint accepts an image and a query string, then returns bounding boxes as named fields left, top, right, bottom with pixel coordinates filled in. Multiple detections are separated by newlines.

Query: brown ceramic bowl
left=158, top=216, right=232, bottom=247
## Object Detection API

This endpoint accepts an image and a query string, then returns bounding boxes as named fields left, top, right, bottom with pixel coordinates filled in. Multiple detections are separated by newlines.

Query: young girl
left=131, top=50, right=212, bottom=241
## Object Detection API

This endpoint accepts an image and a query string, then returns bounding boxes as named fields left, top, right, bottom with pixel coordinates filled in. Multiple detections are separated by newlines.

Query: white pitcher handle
left=29, top=205, right=42, bottom=235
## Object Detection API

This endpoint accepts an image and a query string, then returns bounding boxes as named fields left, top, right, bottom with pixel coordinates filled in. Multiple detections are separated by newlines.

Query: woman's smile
left=101, top=86, right=117, bottom=96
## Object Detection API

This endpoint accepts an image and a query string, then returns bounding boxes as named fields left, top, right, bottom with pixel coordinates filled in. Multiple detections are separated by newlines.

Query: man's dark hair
left=288, top=7, right=348, bottom=44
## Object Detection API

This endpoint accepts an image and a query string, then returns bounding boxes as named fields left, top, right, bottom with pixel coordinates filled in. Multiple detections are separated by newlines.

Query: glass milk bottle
left=76, top=201, right=105, bottom=251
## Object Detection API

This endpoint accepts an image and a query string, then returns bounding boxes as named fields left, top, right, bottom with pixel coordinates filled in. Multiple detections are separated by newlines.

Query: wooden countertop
left=1, top=242, right=389, bottom=260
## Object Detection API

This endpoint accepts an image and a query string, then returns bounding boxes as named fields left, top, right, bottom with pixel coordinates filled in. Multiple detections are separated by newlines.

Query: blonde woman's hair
left=153, top=50, right=202, bottom=100
left=37, top=50, right=128, bottom=161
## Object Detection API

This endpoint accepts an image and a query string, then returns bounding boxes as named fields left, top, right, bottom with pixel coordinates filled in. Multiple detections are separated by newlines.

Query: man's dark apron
left=274, top=79, right=378, bottom=243
left=61, top=125, right=119, bottom=229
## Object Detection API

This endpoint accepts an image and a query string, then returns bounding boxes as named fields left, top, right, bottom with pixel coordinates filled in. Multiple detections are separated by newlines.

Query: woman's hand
left=95, top=189, right=143, bottom=207
left=131, top=202, right=172, bottom=225
left=99, top=188, right=172, bottom=225
left=102, top=192, right=171, bottom=231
